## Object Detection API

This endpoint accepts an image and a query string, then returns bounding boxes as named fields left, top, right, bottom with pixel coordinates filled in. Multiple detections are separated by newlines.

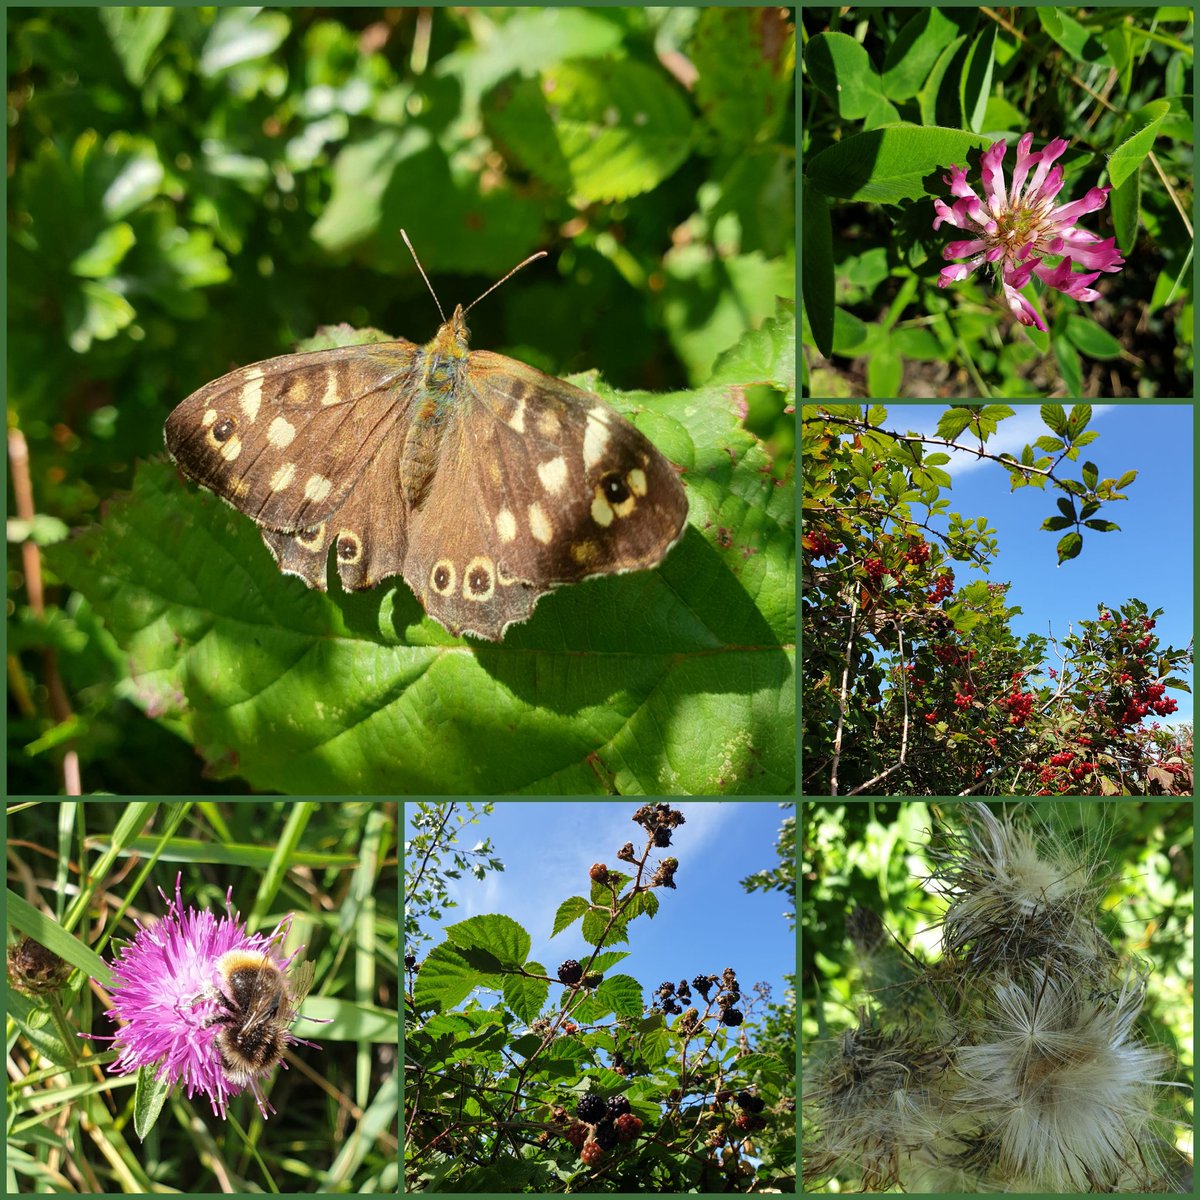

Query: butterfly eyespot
left=336, top=532, right=361, bottom=563
left=463, top=558, right=495, bottom=602
left=431, top=561, right=456, bottom=596
left=211, top=417, right=237, bottom=443
left=602, top=474, right=631, bottom=505
left=295, top=524, right=325, bottom=551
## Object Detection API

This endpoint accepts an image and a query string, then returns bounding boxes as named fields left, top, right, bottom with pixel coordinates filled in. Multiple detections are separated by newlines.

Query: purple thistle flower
left=85, top=876, right=321, bottom=1119
left=933, top=134, right=1124, bottom=333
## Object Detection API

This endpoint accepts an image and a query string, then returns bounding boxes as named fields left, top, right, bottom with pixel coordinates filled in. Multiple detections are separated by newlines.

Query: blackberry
left=576, top=1093, right=606, bottom=1124
left=606, top=1094, right=631, bottom=1119
left=653, top=827, right=673, bottom=847
left=558, top=959, right=583, bottom=985
left=721, top=1007, right=744, bottom=1026
left=593, top=1119, right=618, bottom=1151
left=657, top=981, right=675, bottom=997
left=736, top=1090, right=765, bottom=1113
left=404, top=954, right=416, bottom=969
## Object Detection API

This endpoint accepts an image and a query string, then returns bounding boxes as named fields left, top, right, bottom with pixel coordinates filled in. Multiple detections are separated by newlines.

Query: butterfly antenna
left=401, top=229, right=447, bottom=323
left=463, top=250, right=549, bottom=315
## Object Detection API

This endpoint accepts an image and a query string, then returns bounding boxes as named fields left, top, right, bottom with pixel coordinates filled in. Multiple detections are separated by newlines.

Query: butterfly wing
left=165, top=341, right=421, bottom=590
left=400, top=351, right=688, bottom=640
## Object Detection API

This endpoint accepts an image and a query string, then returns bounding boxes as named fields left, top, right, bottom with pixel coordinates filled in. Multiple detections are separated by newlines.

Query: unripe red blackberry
left=606, top=1094, right=630, bottom=1119
left=580, top=1139, right=605, bottom=1165
left=734, top=1111, right=757, bottom=1131
left=721, top=1007, right=744, bottom=1026
left=593, top=1119, right=618, bottom=1151
left=614, top=1113, right=642, bottom=1143
left=576, top=1093, right=606, bottom=1124
left=565, top=1121, right=589, bottom=1149
left=558, top=959, right=583, bottom=985
left=590, top=862, right=609, bottom=884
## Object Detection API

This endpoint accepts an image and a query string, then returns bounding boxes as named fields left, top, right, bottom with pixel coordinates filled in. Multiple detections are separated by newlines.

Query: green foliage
left=9, top=7, right=795, bottom=795
left=802, top=6, right=1193, bottom=398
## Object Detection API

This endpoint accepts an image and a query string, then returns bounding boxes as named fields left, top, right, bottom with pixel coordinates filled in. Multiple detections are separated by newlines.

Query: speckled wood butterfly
left=164, top=247, right=688, bottom=641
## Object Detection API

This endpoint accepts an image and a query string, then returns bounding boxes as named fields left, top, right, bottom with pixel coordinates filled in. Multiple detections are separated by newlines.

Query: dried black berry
left=736, top=1090, right=765, bottom=1113
left=653, top=827, right=673, bottom=847
left=404, top=954, right=416, bottom=969
left=558, top=959, right=584, bottom=985
left=721, top=1008, right=744, bottom=1026
left=576, top=1093, right=606, bottom=1124
left=606, top=1094, right=631, bottom=1119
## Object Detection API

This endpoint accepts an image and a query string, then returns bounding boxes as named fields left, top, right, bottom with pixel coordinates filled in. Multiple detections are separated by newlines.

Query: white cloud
left=886, top=406, right=1114, bottom=479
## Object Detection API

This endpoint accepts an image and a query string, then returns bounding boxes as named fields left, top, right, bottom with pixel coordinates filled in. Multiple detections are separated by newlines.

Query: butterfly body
left=165, top=307, right=688, bottom=640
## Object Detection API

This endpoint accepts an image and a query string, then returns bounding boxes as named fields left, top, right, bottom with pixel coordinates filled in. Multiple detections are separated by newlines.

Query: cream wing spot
left=219, top=434, right=243, bottom=462
left=240, top=369, right=264, bottom=423
left=270, top=462, right=297, bottom=492
left=496, top=509, right=517, bottom=543
left=537, top=456, right=568, bottom=496
left=590, top=493, right=615, bottom=527
left=528, top=502, right=553, bottom=545
left=628, top=467, right=648, bottom=497
left=507, top=396, right=526, bottom=434
left=268, top=416, right=296, bottom=448
left=537, top=410, right=561, bottom=439
left=583, top=407, right=611, bottom=470
left=304, top=474, right=333, bottom=503
left=320, top=368, right=341, bottom=406
left=202, top=408, right=218, bottom=428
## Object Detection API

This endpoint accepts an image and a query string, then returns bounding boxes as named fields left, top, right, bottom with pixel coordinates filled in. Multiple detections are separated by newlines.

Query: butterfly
left=163, top=247, right=689, bottom=641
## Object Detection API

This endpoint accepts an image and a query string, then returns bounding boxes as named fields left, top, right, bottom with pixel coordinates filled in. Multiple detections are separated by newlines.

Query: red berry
left=614, top=1113, right=642, bottom=1143
left=581, top=1140, right=605, bottom=1166
left=590, top=863, right=609, bottom=884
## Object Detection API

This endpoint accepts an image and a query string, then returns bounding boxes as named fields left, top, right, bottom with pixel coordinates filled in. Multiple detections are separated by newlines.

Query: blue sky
left=875, top=404, right=1193, bottom=725
left=404, top=802, right=796, bottom=1033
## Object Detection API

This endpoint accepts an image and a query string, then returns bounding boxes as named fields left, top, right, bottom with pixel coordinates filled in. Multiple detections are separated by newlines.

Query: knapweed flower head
left=86, top=876, right=320, bottom=1119
left=933, top=134, right=1124, bottom=332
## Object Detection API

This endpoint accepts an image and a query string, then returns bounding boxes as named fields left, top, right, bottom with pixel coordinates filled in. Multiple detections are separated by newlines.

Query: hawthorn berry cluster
left=928, top=570, right=955, bottom=603
left=803, top=530, right=841, bottom=558
left=632, top=802, right=686, bottom=849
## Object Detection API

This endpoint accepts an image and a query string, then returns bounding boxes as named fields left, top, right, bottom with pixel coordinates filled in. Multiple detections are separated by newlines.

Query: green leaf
left=1107, top=100, right=1170, bottom=190
left=960, top=23, right=997, bottom=134
left=551, top=896, right=591, bottom=938
left=805, top=32, right=883, bottom=121
left=413, top=940, right=488, bottom=1013
left=503, top=964, right=549, bottom=1025
left=1053, top=336, right=1083, bottom=398
left=867, top=338, right=903, bottom=397
left=445, top=914, right=531, bottom=967
left=802, top=189, right=835, bottom=359
left=1109, top=168, right=1141, bottom=256
left=881, top=9, right=976, bottom=101
left=918, top=36, right=968, bottom=127
left=484, top=59, right=692, bottom=204
left=48, top=423, right=792, bottom=795
left=1056, top=531, right=1083, bottom=563
left=1065, top=316, right=1122, bottom=361
left=1042, top=516, right=1073, bottom=531
left=1056, top=497, right=1077, bottom=521
left=1037, top=9, right=1113, bottom=65
left=937, top=408, right=973, bottom=441
left=1081, top=461, right=1099, bottom=489
left=595, top=973, right=644, bottom=1018
left=1115, top=469, right=1138, bottom=488
left=1040, top=404, right=1068, bottom=436
left=805, top=124, right=991, bottom=204
left=1083, top=519, right=1120, bottom=532
left=582, top=909, right=626, bottom=947
left=1066, top=404, right=1092, bottom=439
